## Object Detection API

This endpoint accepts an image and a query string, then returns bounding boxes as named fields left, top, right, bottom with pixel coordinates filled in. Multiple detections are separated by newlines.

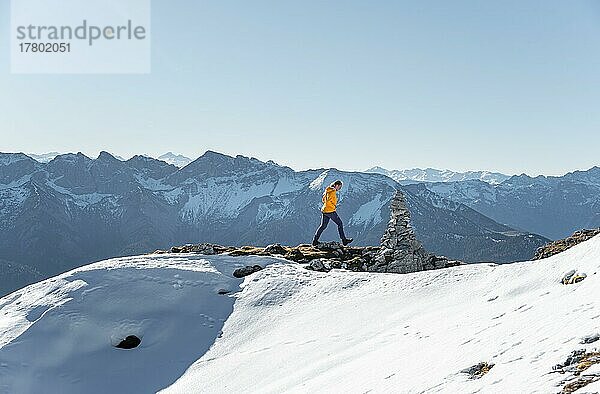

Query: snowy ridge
left=0, top=236, right=599, bottom=393
left=27, top=152, right=62, bottom=163
left=367, top=167, right=510, bottom=185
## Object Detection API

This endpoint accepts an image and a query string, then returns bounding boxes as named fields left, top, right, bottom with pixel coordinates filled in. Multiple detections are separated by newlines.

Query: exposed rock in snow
left=232, top=265, right=263, bottom=278
left=534, top=228, right=600, bottom=260
left=552, top=348, right=600, bottom=392
left=561, top=269, right=587, bottom=285
left=460, top=362, right=494, bottom=379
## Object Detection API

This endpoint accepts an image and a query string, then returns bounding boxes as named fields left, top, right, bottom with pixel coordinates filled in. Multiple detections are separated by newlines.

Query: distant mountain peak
left=157, top=152, right=192, bottom=168
left=367, top=167, right=511, bottom=185
left=0, top=152, right=32, bottom=166
left=27, top=152, right=62, bottom=163
left=97, top=151, right=121, bottom=162
left=49, top=152, right=91, bottom=164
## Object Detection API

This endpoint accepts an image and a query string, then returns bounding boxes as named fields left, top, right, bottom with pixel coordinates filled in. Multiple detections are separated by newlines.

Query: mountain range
left=423, top=168, right=600, bottom=240
left=0, top=151, right=552, bottom=295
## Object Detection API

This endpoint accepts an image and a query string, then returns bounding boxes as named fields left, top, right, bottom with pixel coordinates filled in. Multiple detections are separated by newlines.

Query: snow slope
left=0, top=254, right=286, bottom=393
left=1, top=236, right=600, bottom=393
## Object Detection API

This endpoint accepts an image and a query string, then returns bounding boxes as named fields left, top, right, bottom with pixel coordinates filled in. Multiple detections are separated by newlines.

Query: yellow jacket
left=321, top=186, right=337, bottom=213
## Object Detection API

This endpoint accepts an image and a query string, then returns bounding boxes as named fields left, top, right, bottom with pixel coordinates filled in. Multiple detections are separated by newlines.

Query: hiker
left=312, top=180, right=353, bottom=246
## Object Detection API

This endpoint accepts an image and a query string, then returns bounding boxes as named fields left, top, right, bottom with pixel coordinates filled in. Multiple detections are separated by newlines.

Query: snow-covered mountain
left=423, top=167, right=600, bottom=240
left=1, top=234, right=598, bottom=393
left=0, top=151, right=547, bottom=295
left=367, top=166, right=510, bottom=185
left=26, top=152, right=62, bottom=163
left=158, top=152, right=193, bottom=168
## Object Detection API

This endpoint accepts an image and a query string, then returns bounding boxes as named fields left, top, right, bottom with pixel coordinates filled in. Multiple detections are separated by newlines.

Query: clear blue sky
left=1, top=1, right=599, bottom=175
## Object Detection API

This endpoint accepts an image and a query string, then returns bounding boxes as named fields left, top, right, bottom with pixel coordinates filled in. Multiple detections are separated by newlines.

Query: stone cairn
left=371, top=190, right=453, bottom=274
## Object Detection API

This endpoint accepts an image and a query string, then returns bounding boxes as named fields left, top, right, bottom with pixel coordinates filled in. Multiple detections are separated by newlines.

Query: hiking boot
left=342, top=238, right=353, bottom=246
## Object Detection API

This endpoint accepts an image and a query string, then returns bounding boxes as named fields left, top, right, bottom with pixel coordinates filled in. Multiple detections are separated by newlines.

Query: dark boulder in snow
left=581, top=334, right=600, bottom=344
left=460, top=362, right=494, bottom=379
left=233, top=265, right=263, bottom=278
left=561, top=270, right=587, bottom=285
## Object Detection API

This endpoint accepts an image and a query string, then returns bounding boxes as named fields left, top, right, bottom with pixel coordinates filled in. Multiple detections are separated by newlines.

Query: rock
left=533, top=228, right=600, bottom=260
left=217, top=288, right=231, bottom=295
left=115, top=335, right=141, bottom=349
left=169, top=243, right=220, bottom=254
left=561, top=270, right=587, bottom=285
left=554, top=349, right=600, bottom=393
left=188, top=243, right=217, bottom=255
left=554, top=349, right=587, bottom=372
left=562, top=375, right=600, bottom=394
left=306, top=258, right=332, bottom=272
left=315, top=241, right=344, bottom=253
left=263, top=243, right=286, bottom=255
left=284, top=248, right=305, bottom=262
left=581, top=334, right=600, bottom=344
left=460, top=362, right=494, bottom=379
left=232, top=265, right=263, bottom=278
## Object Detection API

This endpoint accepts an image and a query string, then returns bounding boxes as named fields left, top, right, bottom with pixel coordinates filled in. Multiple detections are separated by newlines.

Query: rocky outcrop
left=561, top=269, right=587, bottom=285
left=553, top=349, right=600, bottom=393
left=533, top=228, right=600, bottom=260
left=371, top=190, right=458, bottom=274
left=154, top=242, right=386, bottom=273
left=157, top=190, right=463, bottom=275
left=460, top=362, right=494, bottom=379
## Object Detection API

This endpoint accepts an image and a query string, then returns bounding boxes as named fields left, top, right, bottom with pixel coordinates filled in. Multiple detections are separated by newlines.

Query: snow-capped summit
left=26, top=152, right=62, bottom=163
left=158, top=152, right=193, bottom=168
left=0, top=234, right=598, bottom=393
left=367, top=166, right=511, bottom=185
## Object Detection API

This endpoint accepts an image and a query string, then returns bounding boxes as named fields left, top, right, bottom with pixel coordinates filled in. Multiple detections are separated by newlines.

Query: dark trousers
left=313, top=211, right=346, bottom=242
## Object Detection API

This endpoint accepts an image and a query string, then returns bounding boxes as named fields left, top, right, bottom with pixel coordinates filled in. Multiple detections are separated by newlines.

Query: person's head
left=330, top=180, right=343, bottom=191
